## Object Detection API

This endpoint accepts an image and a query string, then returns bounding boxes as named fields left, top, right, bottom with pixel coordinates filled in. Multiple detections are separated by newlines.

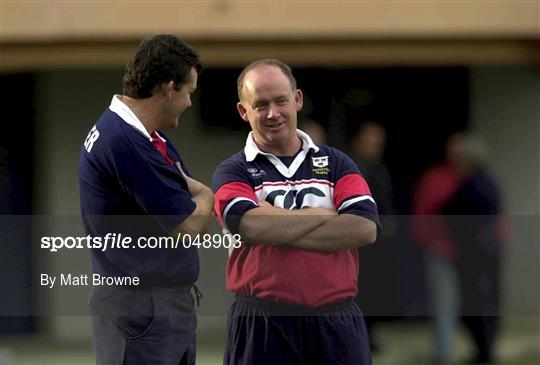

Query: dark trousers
left=224, top=295, right=371, bottom=365
left=89, top=286, right=197, bottom=365
left=458, top=241, right=501, bottom=363
left=462, top=316, right=499, bottom=362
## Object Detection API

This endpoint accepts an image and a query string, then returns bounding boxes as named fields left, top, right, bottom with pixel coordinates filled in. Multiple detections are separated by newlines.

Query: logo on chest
left=312, top=156, right=328, bottom=167
left=265, top=187, right=326, bottom=210
left=247, top=168, right=267, bottom=178
left=312, top=156, right=330, bottom=175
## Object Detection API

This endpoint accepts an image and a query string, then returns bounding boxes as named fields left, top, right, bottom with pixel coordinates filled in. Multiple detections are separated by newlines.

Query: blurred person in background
left=412, top=132, right=504, bottom=364
left=79, top=34, right=214, bottom=365
left=299, top=119, right=327, bottom=145
left=349, top=121, right=398, bottom=353
left=442, top=134, right=504, bottom=364
left=213, top=59, right=380, bottom=365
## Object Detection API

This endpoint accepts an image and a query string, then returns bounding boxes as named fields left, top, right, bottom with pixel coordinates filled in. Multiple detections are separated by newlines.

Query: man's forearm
left=188, top=189, right=215, bottom=231
left=289, top=214, right=377, bottom=252
left=201, top=211, right=216, bottom=234
left=238, top=206, right=336, bottom=246
left=170, top=188, right=214, bottom=238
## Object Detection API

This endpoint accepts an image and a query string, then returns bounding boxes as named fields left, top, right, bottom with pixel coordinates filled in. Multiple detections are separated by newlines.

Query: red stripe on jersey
left=254, top=179, right=335, bottom=191
left=227, top=245, right=359, bottom=307
left=214, top=182, right=258, bottom=224
left=333, top=173, right=372, bottom=208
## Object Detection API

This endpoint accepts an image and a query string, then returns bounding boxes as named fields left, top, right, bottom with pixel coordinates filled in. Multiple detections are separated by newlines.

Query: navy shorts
left=224, top=295, right=371, bottom=365
left=89, top=285, right=197, bottom=365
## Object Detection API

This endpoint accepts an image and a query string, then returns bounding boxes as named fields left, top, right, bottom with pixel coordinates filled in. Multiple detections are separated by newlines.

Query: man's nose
left=267, top=105, right=280, bottom=119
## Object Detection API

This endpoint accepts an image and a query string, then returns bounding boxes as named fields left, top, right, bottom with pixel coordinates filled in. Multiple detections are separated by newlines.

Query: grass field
left=1, top=316, right=538, bottom=365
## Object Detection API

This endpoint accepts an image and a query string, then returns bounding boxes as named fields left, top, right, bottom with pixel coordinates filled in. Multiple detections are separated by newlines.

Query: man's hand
left=289, top=214, right=377, bottom=252
left=175, top=162, right=212, bottom=197
left=169, top=162, right=215, bottom=238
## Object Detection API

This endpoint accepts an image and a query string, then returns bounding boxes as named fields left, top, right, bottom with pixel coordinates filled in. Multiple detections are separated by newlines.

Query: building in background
left=1, top=2, right=538, bottom=364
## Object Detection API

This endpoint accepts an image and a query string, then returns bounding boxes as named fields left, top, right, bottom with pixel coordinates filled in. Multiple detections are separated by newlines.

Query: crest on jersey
left=312, top=156, right=329, bottom=168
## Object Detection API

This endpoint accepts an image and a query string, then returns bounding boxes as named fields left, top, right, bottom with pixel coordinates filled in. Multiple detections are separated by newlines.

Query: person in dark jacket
left=413, top=133, right=505, bottom=364
left=442, top=135, right=504, bottom=364
left=350, top=121, right=398, bottom=353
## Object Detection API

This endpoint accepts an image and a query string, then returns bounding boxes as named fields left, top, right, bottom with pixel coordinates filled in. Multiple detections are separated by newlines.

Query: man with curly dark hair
left=79, top=34, right=213, bottom=365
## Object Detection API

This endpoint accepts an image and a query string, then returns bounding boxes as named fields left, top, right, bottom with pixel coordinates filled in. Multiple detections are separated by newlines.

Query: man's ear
left=237, top=102, right=249, bottom=122
left=161, top=81, right=175, bottom=98
left=295, top=89, right=304, bottom=112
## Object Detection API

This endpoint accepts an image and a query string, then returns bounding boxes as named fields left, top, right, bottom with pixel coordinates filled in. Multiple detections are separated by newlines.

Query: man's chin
left=271, top=128, right=293, bottom=141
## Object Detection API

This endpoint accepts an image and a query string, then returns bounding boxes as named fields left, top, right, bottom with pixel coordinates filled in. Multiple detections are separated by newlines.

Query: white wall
left=469, top=65, right=540, bottom=315
left=33, top=69, right=124, bottom=341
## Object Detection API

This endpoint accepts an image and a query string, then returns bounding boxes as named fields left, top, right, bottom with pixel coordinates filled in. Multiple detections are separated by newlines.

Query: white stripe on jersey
left=223, top=197, right=258, bottom=223
left=338, top=195, right=376, bottom=212
left=254, top=178, right=334, bottom=191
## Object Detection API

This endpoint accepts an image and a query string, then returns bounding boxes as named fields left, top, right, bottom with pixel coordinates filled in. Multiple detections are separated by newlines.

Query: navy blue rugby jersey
left=212, top=130, right=381, bottom=306
left=78, top=95, right=198, bottom=286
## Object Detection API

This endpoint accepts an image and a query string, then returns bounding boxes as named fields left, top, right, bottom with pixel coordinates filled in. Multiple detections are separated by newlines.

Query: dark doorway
left=0, top=73, right=36, bottom=333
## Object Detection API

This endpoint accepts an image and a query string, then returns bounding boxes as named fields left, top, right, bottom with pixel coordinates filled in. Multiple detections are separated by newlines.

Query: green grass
left=1, top=317, right=538, bottom=365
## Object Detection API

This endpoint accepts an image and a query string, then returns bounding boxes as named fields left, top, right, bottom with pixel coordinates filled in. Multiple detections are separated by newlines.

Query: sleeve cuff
left=224, top=200, right=258, bottom=235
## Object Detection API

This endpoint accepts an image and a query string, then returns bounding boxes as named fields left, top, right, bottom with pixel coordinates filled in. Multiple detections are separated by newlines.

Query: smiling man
left=212, top=59, right=381, bottom=365
left=79, top=34, right=214, bottom=365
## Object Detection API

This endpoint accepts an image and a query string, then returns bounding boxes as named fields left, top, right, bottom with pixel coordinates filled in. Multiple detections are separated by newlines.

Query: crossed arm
left=238, top=201, right=376, bottom=252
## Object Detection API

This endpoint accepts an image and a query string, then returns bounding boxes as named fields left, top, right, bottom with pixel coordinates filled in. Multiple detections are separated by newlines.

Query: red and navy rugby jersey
left=212, top=130, right=380, bottom=307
